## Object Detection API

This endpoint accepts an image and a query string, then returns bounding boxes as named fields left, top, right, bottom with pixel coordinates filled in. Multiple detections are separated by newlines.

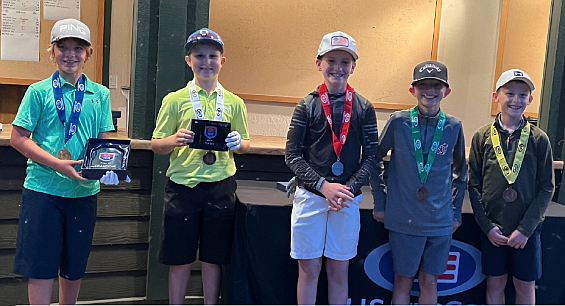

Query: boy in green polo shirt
left=468, top=69, right=554, bottom=304
left=10, top=19, right=114, bottom=304
left=151, top=28, right=250, bottom=304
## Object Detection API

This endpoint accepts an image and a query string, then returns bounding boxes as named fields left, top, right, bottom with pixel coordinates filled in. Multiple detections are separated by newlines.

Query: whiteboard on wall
left=0, top=0, right=102, bottom=84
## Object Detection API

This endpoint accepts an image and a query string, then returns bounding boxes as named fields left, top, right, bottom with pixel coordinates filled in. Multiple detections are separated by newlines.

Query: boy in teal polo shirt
left=151, top=28, right=250, bottom=304
left=10, top=19, right=114, bottom=304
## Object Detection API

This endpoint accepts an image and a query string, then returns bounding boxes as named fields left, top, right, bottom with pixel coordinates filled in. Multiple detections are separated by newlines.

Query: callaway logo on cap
left=412, top=60, right=449, bottom=87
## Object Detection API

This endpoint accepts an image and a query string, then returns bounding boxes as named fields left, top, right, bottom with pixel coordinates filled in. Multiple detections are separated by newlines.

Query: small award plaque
left=189, top=119, right=231, bottom=151
left=81, top=138, right=131, bottom=180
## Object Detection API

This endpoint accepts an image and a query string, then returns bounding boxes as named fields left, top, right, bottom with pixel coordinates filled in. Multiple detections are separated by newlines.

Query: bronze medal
left=203, top=150, right=216, bottom=165
left=57, top=147, right=72, bottom=160
left=503, top=187, right=517, bottom=202
left=416, top=186, right=430, bottom=202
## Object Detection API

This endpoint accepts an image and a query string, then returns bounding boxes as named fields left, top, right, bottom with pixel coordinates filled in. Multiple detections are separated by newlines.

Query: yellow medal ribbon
left=490, top=121, right=530, bottom=184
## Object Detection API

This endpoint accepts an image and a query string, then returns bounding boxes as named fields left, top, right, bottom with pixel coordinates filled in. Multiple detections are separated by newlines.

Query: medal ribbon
left=189, top=80, right=225, bottom=121
left=490, top=121, right=530, bottom=184
left=410, top=106, right=446, bottom=184
left=319, top=82, right=354, bottom=160
left=52, top=70, right=86, bottom=144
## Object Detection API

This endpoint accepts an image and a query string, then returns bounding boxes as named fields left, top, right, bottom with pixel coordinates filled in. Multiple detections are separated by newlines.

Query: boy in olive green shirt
left=468, top=69, right=554, bottom=304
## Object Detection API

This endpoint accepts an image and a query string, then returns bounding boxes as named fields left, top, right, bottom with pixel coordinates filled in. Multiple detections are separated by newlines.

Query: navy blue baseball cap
left=184, top=28, right=224, bottom=54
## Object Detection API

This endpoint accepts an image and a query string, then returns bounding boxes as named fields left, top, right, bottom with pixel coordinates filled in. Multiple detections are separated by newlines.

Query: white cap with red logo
left=317, top=31, right=358, bottom=60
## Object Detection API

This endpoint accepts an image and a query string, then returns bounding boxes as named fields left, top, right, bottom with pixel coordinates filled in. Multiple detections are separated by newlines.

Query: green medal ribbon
left=490, top=121, right=530, bottom=184
left=410, top=106, right=446, bottom=184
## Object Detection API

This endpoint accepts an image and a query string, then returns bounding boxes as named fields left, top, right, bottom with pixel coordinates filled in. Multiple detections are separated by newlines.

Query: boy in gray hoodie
left=370, top=61, right=467, bottom=304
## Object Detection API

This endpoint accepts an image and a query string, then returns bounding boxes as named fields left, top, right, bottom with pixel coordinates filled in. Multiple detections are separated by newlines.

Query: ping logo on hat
left=331, top=36, right=349, bottom=47
left=514, top=71, right=524, bottom=76
left=51, top=18, right=91, bottom=45
left=59, top=23, right=87, bottom=35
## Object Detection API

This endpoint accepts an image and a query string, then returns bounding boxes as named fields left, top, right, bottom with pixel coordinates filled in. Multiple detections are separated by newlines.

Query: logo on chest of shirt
left=437, top=142, right=449, bottom=155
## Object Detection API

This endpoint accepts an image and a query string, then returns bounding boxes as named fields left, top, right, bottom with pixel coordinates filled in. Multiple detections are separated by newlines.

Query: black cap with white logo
left=412, top=60, right=449, bottom=87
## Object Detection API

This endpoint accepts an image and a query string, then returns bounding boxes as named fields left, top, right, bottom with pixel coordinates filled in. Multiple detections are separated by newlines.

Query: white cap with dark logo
left=496, top=69, right=535, bottom=91
left=317, top=31, right=358, bottom=60
left=412, top=60, right=449, bottom=87
left=51, top=18, right=91, bottom=45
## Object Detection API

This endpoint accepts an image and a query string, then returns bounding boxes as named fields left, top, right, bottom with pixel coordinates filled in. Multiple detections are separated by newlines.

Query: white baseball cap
left=51, top=18, right=91, bottom=45
left=317, top=31, right=358, bottom=60
left=496, top=69, right=535, bottom=91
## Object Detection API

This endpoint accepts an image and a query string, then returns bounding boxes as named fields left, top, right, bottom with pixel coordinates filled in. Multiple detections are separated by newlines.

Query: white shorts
left=290, top=187, right=362, bottom=261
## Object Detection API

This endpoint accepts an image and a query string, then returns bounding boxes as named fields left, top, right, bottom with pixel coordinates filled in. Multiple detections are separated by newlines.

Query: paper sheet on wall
left=44, top=0, right=80, bottom=20
left=1, top=0, right=40, bottom=61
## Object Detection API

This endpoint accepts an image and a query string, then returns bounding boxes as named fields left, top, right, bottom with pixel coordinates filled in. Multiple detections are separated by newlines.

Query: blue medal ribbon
left=52, top=70, right=85, bottom=144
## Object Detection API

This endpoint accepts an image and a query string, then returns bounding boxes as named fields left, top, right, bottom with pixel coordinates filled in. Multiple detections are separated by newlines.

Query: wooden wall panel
left=492, top=0, right=552, bottom=117
left=209, top=0, right=438, bottom=106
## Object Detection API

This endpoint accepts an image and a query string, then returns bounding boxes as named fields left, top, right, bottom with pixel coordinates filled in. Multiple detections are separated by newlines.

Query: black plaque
left=189, top=119, right=231, bottom=151
left=81, top=138, right=131, bottom=180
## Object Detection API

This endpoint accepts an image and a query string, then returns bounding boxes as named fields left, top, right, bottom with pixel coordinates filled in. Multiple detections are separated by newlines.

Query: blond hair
left=47, top=39, right=92, bottom=63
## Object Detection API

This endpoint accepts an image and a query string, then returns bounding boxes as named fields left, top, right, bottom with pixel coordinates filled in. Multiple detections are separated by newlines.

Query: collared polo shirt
left=12, top=73, right=114, bottom=198
left=153, top=81, right=249, bottom=187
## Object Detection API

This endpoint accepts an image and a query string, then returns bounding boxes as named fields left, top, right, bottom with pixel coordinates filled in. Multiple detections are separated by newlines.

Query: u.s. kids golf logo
left=205, top=126, right=217, bottom=139
left=99, top=153, right=115, bottom=161
left=364, top=240, right=484, bottom=296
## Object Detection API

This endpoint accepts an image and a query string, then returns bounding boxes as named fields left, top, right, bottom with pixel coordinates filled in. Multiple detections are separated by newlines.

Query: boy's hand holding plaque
left=189, top=119, right=231, bottom=151
left=225, top=131, right=242, bottom=150
left=189, top=119, right=232, bottom=165
left=81, top=138, right=131, bottom=180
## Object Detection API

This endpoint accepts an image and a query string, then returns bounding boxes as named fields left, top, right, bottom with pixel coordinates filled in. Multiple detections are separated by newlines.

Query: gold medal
left=57, top=147, right=72, bottom=160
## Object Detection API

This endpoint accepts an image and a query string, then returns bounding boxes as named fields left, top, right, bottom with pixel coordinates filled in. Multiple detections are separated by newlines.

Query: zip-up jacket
left=285, top=89, right=379, bottom=197
left=468, top=115, right=554, bottom=237
left=370, top=108, right=467, bottom=236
